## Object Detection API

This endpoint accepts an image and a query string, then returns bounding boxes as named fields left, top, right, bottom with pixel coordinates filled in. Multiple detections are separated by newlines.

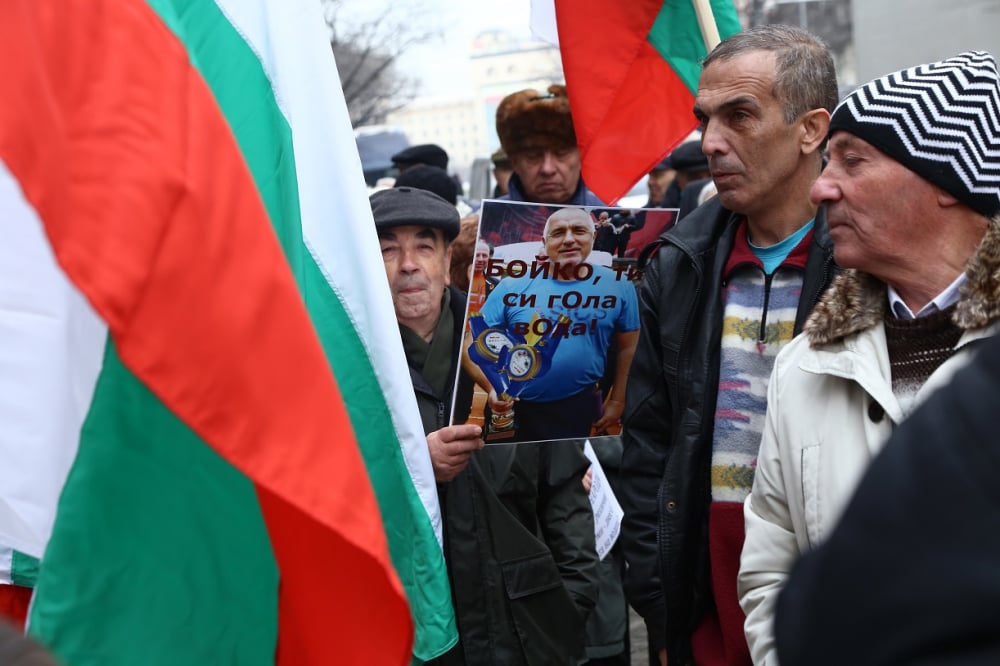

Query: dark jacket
left=414, top=288, right=599, bottom=666
left=502, top=173, right=605, bottom=207
left=619, top=197, right=836, bottom=661
left=776, top=332, right=1000, bottom=666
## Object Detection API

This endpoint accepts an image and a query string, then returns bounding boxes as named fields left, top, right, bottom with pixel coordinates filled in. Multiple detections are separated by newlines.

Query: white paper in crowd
left=583, top=439, right=624, bottom=560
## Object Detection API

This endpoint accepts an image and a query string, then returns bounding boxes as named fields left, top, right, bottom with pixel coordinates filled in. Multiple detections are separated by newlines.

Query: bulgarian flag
left=0, top=0, right=456, bottom=664
left=547, top=0, right=741, bottom=203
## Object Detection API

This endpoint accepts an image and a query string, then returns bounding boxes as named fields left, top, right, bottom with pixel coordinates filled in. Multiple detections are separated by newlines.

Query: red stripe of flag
left=0, top=0, right=411, bottom=662
left=555, top=0, right=740, bottom=203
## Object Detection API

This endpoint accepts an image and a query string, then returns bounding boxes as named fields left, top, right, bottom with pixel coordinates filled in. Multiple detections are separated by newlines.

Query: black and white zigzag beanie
left=830, top=51, right=1000, bottom=218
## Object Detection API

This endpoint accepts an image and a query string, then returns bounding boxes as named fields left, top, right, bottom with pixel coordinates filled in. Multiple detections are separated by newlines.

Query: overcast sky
left=334, top=0, right=536, bottom=97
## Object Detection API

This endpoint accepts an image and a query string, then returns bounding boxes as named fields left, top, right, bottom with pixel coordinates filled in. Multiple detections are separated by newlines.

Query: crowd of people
left=6, top=19, right=1000, bottom=666
left=365, top=19, right=1000, bottom=666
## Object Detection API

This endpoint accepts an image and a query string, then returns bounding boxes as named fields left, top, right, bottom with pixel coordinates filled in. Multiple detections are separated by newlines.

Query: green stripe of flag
left=11, top=550, right=39, bottom=588
left=145, top=0, right=456, bottom=658
left=32, top=346, right=279, bottom=663
left=647, top=0, right=743, bottom=92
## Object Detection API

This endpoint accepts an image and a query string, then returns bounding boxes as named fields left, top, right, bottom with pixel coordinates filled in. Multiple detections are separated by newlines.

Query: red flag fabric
left=554, top=0, right=742, bottom=203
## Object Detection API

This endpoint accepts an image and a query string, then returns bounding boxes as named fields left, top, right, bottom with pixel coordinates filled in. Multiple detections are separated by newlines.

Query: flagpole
left=692, top=0, right=723, bottom=51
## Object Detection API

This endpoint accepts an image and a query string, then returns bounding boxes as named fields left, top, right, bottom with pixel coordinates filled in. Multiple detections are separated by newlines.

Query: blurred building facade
left=386, top=28, right=563, bottom=179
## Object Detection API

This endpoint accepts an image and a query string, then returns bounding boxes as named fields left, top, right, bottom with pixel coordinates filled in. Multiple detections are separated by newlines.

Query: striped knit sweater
left=712, top=225, right=811, bottom=504
left=691, top=221, right=813, bottom=666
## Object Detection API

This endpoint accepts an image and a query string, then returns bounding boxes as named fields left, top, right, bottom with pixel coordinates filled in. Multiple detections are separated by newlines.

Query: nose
left=539, top=150, right=558, bottom=174
left=700, top=120, right=725, bottom=156
left=398, top=246, right=420, bottom=272
left=810, top=169, right=840, bottom=207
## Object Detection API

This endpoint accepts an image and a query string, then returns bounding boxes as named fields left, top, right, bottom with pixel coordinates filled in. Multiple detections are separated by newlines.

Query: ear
left=936, top=188, right=961, bottom=208
left=800, top=108, right=831, bottom=155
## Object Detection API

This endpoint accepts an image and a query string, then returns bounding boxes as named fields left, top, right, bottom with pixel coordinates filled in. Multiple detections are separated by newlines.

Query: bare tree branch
left=322, top=0, right=441, bottom=127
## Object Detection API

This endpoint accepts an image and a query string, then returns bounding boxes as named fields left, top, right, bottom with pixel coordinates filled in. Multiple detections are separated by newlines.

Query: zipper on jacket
left=759, top=271, right=774, bottom=342
left=437, top=401, right=446, bottom=430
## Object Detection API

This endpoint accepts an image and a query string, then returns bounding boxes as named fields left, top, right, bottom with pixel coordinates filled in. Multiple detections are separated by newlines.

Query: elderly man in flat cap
left=371, top=187, right=600, bottom=665
left=739, top=50, right=1000, bottom=665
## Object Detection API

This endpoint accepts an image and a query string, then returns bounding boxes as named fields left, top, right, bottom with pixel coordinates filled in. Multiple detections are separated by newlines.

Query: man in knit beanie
left=740, top=50, right=1000, bottom=665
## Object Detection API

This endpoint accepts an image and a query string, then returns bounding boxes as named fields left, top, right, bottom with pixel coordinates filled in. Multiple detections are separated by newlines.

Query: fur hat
left=830, top=51, right=1000, bottom=218
left=370, top=187, right=460, bottom=241
left=495, top=84, right=577, bottom=157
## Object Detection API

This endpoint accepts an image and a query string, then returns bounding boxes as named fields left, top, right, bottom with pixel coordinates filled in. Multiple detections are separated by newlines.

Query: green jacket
left=412, top=288, right=600, bottom=666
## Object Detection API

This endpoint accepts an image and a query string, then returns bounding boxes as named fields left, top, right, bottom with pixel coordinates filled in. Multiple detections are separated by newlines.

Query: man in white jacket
left=739, top=50, right=1000, bottom=665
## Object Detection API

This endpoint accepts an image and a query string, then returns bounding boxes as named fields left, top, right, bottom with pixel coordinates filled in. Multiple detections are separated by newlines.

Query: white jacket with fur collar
left=738, top=216, right=1000, bottom=666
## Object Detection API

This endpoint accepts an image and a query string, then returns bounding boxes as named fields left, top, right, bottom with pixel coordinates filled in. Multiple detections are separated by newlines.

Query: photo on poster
left=452, top=199, right=678, bottom=445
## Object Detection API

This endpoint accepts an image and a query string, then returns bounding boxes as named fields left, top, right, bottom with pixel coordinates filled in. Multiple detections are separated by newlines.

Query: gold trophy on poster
left=467, top=312, right=569, bottom=442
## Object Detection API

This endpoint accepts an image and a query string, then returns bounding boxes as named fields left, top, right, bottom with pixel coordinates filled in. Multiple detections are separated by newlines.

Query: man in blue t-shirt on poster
left=471, top=206, right=639, bottom=443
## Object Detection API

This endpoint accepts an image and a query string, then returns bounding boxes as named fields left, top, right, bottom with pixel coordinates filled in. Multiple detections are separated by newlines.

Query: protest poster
left=452, top=199, right=678, bottom=445
left=583, top=440, right=624, bottom=560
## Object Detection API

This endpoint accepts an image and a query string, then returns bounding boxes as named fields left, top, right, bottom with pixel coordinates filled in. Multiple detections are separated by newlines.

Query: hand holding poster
left=453, top=200, right=677, bottom=445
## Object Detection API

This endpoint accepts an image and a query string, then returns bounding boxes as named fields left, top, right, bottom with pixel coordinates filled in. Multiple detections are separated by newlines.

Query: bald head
left=542, top=207, right=595, bottom=272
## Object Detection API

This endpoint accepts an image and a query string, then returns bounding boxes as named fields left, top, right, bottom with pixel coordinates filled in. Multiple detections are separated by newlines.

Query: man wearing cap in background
left=394, top=161, right=475, bottom=218
left=394, top=164, right=459, bottom=206
left=391, top=143, right=450, bottom=175
left=371, top=186, right=600, bottom=665
left=490, top=148, right=513, bottom=198
left=669, top=140, right=714, bottom=220
left=739, top=50, right=1000, bottom=665
left=644, top=156, right=675, bottom=208
left=495, top=84, right=603, bottom=206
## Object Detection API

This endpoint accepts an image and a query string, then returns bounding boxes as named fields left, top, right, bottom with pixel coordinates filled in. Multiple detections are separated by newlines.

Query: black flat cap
left=650, top=156, right=672, bottom=172
left=370, top=187, right=460, bottom=240
left=666, top=140, right=708, bottom=173
left=390, top=143, right=449, bottom=170
left=393, top=165, right=458, bottom=204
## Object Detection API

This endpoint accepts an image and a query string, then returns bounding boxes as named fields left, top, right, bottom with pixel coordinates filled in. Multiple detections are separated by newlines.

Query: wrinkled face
left=694, top=51, right=806, bottom=219
left=543, top=208, right=594, bottom=271
left=810, top=133, right=941, bottom=280
left=509, top=143, right=582, bottom=204
left=379, top=225, right=451, bottom=330
left=473, top=240, right=491, bottom=273
left=647, top=167, right=675, bottom=205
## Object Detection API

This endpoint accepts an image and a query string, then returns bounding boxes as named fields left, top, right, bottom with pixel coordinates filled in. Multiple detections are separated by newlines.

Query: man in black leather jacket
left=620, top=25, right=839, bottom=666
left=372, top=187, right=599, bottom=665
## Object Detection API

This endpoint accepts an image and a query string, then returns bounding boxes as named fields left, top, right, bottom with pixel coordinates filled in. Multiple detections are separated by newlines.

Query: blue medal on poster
left=467, top=313, right=568, bottom=441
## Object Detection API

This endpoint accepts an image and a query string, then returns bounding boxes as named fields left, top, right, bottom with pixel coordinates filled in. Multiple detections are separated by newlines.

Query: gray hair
left=703, top=24, right=839, bottom=123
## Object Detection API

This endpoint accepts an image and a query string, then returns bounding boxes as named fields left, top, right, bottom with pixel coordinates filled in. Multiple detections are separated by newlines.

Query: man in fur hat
left=740, top=50, right=1000, bottom=665
left=495, top=84, right=603, bottom=206
left=493, top=84, right=627, bottom=666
